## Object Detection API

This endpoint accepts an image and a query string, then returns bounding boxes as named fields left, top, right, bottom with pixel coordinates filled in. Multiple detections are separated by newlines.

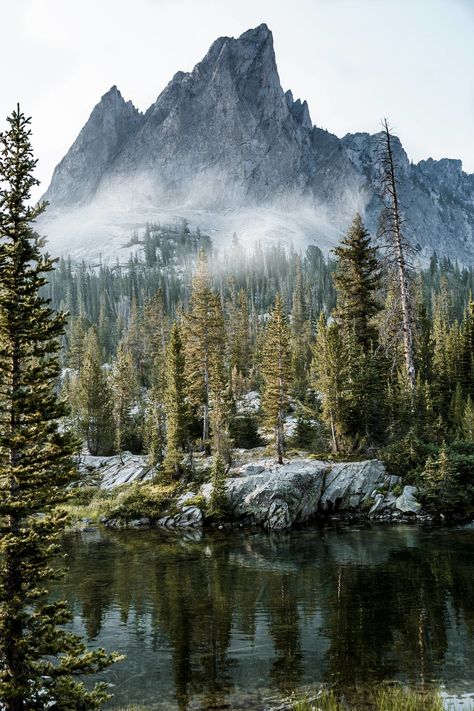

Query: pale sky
left=2, top=0, right=473, bottom=199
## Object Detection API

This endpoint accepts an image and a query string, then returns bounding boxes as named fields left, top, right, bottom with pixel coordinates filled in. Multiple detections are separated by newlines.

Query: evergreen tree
left=207, top=453, right=229, bottom=519
left=0, top=107, right=119, bottom=711
left=184, top=251, right=225, bottom=453
left=143, top=354, right=166, bottom=467
left=163, top=323, right=188, bottom=478
left=311, top=314, right=349, bottom=453
left=462, top=396, right=474, bottom=441
left=290, top=256, right=311, bottom=400
left=73, top=327, right=115, bottom=455
left=333, top=214, right=381, bottom=349
left=112, top=341, right=139, bottom=454
left=332, top=215, right=386, bottom=448
left=209, top=294, right=232, bottom=460
left=261, top=294, right=292, bottom=464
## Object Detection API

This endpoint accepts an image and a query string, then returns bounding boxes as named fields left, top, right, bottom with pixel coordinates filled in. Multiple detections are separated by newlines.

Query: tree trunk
left=381, top=119, right=416, bottom=390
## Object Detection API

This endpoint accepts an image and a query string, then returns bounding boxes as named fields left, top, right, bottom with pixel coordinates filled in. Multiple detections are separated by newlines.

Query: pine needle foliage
left=0, top=107, right=121, bottom=710
left=261, top=294, right=292, bottom=464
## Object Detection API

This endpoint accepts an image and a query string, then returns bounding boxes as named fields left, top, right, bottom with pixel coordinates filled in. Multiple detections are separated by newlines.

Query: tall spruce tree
left=332, top=215, right=387, bottom=448
left=184, top=251, right=225, bottom=454
left=0, top=107, right=119, bottom=711
left=333, top=214, right=381, bottom=349
left=73, top=327, right=115, bottom=455
left=311, top=313, right=349, bottom=453
left=112, top=340, right=139, bottom=455
left=163, top=322, right=188, bottom=478
left=261, top=294, right=292, bottom=464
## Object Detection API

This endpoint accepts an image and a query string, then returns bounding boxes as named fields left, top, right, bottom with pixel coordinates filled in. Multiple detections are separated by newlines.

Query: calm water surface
left=60, top=524, right=474, bottom=710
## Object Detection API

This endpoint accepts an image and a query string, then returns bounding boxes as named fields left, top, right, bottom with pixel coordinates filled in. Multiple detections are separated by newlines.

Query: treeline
left=54, top=212, right=474, bottom=515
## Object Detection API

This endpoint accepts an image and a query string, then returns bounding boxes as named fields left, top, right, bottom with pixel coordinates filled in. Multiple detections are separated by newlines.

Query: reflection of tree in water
left=267, top=574, right=303, bottom=692
left=60, top=527, right=474, bottom=707
left=152, top=539, right=236, bottom=710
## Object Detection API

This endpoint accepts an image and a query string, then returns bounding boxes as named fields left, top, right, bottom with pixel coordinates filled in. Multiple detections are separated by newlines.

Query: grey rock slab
left=396, top=486, right=422, bottom=514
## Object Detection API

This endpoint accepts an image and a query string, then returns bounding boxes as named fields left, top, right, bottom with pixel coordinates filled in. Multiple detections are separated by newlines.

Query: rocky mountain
left=41, top=23, right=474, bottom=263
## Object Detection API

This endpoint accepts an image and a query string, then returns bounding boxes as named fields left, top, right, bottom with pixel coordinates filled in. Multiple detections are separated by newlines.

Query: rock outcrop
left=79, top=453, right=423, bottom=530
left=201, top=458, right=422, bottom=530
left=41, top=24, right=474, bottom=264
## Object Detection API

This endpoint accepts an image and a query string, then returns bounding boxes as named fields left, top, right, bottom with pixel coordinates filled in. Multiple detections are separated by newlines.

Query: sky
left=2, top=0, right=473, bottom=199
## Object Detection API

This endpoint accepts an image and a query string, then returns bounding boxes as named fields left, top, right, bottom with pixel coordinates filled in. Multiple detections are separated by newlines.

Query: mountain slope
left=41, top=24, right=474, bottom=264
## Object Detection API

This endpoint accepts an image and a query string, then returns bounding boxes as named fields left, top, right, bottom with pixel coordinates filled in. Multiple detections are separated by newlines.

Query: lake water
left=60, top=523, right=474, bottom=710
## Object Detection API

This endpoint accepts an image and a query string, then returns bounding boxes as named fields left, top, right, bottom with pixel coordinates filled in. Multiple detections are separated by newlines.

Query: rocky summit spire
left=43, top=86, right=143, bottom=208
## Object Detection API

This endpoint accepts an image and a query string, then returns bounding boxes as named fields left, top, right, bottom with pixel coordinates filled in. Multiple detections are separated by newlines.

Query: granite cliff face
left=42, top=23, right=474, bottom=263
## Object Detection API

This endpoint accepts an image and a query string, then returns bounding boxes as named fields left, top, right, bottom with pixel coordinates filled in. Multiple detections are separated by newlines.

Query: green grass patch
left=63, top=481, right=179, bottom=524
left=292, top=686, right=450, bottom=711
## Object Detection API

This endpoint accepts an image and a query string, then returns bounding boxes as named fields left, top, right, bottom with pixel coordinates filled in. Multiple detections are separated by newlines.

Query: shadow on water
left=58, top=524, right=474, bottom=710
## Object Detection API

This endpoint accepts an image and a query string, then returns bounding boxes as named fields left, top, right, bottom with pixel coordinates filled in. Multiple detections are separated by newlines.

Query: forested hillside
left=43, top=216, right=474, bottom=516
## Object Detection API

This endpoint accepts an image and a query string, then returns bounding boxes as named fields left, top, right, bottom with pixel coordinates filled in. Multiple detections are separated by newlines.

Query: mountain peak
left=238, top=22, right=272, bottom=43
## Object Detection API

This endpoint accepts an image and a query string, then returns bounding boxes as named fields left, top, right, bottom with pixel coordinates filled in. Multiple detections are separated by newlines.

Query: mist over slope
left=40, top=23, right=474, bottom=264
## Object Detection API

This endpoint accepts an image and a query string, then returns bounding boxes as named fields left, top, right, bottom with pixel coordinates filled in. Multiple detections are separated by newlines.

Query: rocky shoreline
left=78, top=453, right=433, bottom=531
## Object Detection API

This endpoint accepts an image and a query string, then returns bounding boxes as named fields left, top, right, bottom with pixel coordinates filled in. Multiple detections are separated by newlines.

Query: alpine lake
left=59, top=522, right=474, bottom=710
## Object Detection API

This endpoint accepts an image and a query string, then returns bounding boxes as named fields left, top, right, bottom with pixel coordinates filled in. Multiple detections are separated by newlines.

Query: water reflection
left=60, top=525, right=474, bottom=710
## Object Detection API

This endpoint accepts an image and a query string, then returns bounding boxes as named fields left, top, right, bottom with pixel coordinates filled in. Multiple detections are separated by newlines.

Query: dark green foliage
left=333, top=213, right=382, bottom=349
left=162, top=322, right=188, bottom=478
left=419, top=444, right=465, bottom=515
left=261, top=294, right=293, bottom=464
left=207, top=454, right=230, bottom=520
left=381, top=431, right=436, bottom=481
left=229, top=413, right=263, bottom=449
left=0, top=107, right=120, bottom=711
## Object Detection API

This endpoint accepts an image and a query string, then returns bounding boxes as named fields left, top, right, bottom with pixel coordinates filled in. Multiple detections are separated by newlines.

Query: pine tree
left=261, top=294, right=292, bottom=464
left=112, top=341, right=139, bottom=455
left=73, top=327, right=115, bottom=455
left=333, top=214, right=381, bottom=349
left=0, top=107, right=119, bottom=711
left=290, top=256, right=311, bottom=400
left=67, top=313, right=90, bottom=371
left=207, top=453, right=229, bottom=519
left=462, top=396, right=474, bottom=441
left=184, top=251, right=226, bottom=454
left=163, top=322, right=188, bottom=478
left=331, top=214, right=386, bottom=448
left=311, top=313, right=349, bottom=453
left=208, top=294, right=232, bottom=460
left=143, top=354, right=166, bottom=467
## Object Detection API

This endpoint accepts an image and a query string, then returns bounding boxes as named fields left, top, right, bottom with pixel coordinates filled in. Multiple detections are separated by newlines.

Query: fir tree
left=290, top=256, right=311, bottom=400
left=333, top=213, right=381, bottom=350
left=0, top=107, right=119, bottom=711
left=73, top=327, right=115, bottom=455
left=184, top=251, right=225, bottom=454
left=207, top=453, right=229, bottom=520
left=163, top=322, right=188, bottom=478
left=462, top=396, right=474, bottom=441
left=112, top=341, right=139, bottom=455
left=143, top=354, right=166, bottom=467
left=208, top=293, right=232, bottom=460
left=261, top=294, right=292, bottom=464
left=311, top=313, right=349, bottom=453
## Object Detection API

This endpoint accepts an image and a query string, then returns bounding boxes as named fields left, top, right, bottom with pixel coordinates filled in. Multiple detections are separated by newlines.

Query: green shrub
left=229, top=413, right=263, bottom=449
left=380, top=431, right=436, bottom=481
left=107, top=482, right=178, bottom=523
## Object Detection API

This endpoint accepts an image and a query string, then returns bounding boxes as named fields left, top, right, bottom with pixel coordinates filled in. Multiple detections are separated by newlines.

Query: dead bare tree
left=377, top=118, right=416, bottom=391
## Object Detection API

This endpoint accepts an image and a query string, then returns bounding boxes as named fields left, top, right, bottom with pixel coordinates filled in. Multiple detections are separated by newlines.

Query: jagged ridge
left=42, top=23, right=474, bottom=263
